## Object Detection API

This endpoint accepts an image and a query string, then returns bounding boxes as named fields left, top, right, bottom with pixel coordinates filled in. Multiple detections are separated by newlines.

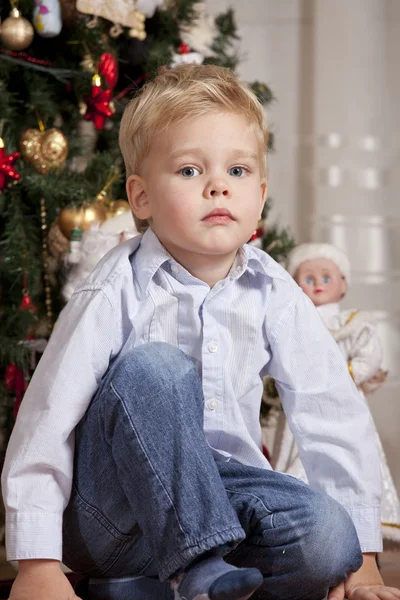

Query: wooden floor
left=0, top=547, right=398, bottom=587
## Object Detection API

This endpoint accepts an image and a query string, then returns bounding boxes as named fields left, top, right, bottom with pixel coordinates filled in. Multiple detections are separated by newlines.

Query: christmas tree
left=0, top=0, right=294, bottom=458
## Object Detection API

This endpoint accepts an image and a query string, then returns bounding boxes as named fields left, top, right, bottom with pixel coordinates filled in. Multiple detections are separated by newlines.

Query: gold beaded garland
left=40, top=198, right=53, bottom=332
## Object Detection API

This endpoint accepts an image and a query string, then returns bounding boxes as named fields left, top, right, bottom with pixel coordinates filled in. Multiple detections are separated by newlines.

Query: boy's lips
left=314, top=289, right=323, bottom=293
left=202, top=208, right=235, bottom=221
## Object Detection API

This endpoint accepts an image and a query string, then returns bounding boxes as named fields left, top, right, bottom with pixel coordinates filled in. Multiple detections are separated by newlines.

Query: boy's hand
left=8, top=560, right=81, bottom=600
left=328, top=553, right=400, bottom=600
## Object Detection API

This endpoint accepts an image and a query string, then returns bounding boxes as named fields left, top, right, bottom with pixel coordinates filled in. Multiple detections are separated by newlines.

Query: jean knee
left=113, top=343, right=193, bottom=384
left=109, top=343, right=202, bottom=411
left=299, top=492, right=363, bottom=587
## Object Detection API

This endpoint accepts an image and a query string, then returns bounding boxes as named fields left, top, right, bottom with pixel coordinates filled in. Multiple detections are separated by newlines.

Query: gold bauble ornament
left=58, top=202, right=108, bottom=239
left=106, top=199, right=131, bottom=218
left=20, top=128, right=68, bottom=174
left=0, top=7, right=35, bottom=51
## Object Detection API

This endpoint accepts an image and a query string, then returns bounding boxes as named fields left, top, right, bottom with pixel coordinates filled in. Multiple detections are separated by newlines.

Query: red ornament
left=83, top=75, right=115, bottom=131
left=98, top=53, right=119, bottom=90
left=179, top=43, right=190, bottom=54
left=20, top=291, right=37, bottom=313
left=0, top=138, right=20, bottom=191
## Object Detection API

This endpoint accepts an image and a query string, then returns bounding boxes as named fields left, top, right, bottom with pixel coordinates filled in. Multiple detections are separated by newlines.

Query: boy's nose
left=204, top=178, right=231, bottom=198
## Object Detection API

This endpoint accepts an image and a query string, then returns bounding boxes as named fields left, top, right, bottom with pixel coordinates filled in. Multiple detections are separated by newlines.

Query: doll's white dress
left=268, top=302, right=400, bottom=546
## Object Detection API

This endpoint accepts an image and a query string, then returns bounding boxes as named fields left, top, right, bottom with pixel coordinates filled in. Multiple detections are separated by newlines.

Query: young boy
left=2, top=65, right=399, bottom=600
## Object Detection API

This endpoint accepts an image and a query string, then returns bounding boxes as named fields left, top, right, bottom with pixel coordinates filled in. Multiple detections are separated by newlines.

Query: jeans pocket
left=63, top=486, right=149, bottom=577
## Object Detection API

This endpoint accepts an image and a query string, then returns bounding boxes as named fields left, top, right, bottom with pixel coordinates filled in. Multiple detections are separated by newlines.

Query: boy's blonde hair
left=119, top=64, right=268, bottom=233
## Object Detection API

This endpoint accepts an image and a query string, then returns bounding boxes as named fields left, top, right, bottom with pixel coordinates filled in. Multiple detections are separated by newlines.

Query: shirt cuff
left=6, top=513, right=63, bottom=561
left=345, top=505, right=383, bottom=553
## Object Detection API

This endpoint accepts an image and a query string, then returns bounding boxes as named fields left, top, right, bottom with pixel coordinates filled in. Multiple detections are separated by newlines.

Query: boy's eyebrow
left=169, top=148, right=259, bottom=161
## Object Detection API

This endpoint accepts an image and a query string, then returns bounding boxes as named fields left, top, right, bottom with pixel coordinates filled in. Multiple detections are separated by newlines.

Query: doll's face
left=294, top=258, right=346, bottom=306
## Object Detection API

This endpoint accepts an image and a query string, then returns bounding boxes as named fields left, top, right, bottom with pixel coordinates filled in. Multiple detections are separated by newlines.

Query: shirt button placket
left=208, top=341, right=218, bottom=353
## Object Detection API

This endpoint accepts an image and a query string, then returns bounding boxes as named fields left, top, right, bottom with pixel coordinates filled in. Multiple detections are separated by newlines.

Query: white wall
left=207, top=0, right=400, bottom=491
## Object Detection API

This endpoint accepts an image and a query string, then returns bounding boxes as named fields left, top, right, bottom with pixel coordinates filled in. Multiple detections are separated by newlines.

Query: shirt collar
left=241, top=243, right=288, bottom=281
left=133, top=230, right=287, bottom=295
left=133, top=228, right=172, bottom=294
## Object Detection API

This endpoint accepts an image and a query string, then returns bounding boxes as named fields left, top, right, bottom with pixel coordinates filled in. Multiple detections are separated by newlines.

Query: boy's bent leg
left=63, top=343, right=244, bottom=582
left=219, top=463, right=363, bottom=600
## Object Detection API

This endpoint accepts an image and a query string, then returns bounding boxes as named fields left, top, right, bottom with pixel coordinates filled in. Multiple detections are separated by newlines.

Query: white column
left=312, top=0, right=400, bottom=490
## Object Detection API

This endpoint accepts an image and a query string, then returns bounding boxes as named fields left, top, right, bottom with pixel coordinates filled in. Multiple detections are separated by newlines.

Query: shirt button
left=206, top=398, right=218, bottom=411
left=171, top=264, right=180, bottom=274
left=208, top=341, right=218, bottom=353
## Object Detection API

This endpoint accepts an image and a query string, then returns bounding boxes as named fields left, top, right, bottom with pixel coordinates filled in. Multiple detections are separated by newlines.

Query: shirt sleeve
left=1, top=286, right=122, bottom=561
left=267, top=289, right=382, bottom=552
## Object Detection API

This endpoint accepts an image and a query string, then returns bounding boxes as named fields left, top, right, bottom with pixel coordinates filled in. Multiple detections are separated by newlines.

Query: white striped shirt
left=2, top=228, right=382, bottom=560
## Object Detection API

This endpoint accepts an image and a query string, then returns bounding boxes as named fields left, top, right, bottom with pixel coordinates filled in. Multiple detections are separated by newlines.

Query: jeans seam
left=224, top=487, right=274, bottom=516
left=110, top=381, right=192, bottom=548
left=72, top=485, right=132, bottom=540
left=96, top=539, right=129, bottom=577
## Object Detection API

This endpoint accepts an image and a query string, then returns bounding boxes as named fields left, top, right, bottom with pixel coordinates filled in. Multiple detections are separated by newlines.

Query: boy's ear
left=126, top=174, right=152, bottom=220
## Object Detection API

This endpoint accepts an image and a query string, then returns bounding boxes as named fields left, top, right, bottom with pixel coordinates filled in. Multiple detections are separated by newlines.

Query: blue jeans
left=63, top=343, right=363, bottom=600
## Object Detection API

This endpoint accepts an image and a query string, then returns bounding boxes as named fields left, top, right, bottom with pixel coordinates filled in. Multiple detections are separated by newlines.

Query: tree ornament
left=171, top=44, right=203, bottom=67
left=67, top=227, right=83, bottom=264
left=33, top=0, right=62, bottom=38
left=98, top=53, right=119, bottom=90
left=58, top=201, right=108, bottom=239
left=82, top=53, right=119, bottom=90
left=76, top=0, right=162, bottom=38
left=80, top=74, right=115, bottom=131
left=20, top=291, right=38, bottom=313
left=19, top=127, right=68, bottom=174
left=0, top=137, right=21, bottom=192
left=19, top=272, right=38, bottom=313
left=128, top=10, right=146, bottom=40
left=179, top=43, right=190, bottom=54
left=0, top=1, right=35, bottom=51
left=106, top=199, right=130, bottom=218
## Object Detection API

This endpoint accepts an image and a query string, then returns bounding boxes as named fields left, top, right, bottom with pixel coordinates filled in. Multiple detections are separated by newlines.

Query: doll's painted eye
left=323, top=276, right=331, bottom=283
left=305, top=276, right=313, bottom=284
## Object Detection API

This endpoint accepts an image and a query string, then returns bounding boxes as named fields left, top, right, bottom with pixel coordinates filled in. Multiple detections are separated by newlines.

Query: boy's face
left=294, top=258, right=346, bottom=306
left=127, top=111, right=267, bottom=273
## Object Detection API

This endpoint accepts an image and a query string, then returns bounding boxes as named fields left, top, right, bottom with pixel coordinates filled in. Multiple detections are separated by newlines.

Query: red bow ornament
left=98, top=53, right=119, bottom=90
left=82, top=75, right=116, bottom=131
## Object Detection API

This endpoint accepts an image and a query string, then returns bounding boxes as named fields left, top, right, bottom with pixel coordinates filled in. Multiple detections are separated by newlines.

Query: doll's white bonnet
left=286, top=243, right=351, bottom=283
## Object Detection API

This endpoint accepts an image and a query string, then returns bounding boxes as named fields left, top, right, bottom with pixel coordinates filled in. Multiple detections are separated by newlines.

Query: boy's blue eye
left=305, top=276, right=313, bottom=284
left=229, top=166, right=246, bottom=177
left=323, top=276, right=331, bottom=283
left=180, top=167, right=200, bottom=178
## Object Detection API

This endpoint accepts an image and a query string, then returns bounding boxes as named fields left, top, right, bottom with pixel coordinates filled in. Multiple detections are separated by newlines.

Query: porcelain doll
left=270, top=242, right=400, bottom=545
